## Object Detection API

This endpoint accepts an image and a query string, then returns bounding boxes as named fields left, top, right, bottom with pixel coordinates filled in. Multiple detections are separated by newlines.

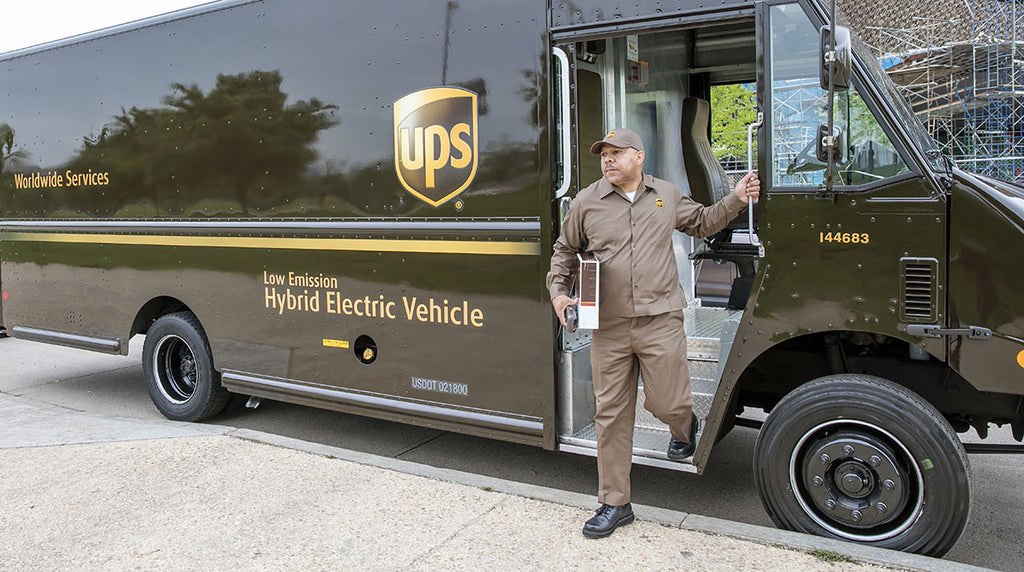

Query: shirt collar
left=598, top=173, right=653, bottom=199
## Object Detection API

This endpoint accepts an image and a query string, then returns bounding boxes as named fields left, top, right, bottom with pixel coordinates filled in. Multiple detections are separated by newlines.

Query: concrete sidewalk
left=0, top=394, right=983, bottom=571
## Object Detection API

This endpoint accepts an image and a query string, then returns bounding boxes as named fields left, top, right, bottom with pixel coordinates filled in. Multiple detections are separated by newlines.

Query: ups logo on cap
left=394, top=87, right=478, bottom=207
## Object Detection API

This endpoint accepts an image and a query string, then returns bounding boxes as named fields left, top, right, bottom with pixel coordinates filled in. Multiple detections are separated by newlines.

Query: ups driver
left=546, top=128, right=760, bottom=538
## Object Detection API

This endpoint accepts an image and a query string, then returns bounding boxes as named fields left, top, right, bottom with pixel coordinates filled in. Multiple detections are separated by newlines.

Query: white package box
left=576, top=252, right=599, bottom=330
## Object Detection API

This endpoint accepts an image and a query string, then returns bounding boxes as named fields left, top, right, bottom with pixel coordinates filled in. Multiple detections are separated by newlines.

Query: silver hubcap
left=789, top=420, right=924, bottom=542
left=153, top=334, right=198, bottom=405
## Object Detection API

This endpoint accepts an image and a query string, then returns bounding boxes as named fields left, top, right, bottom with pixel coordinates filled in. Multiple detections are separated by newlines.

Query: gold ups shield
left=394, top=87, right=478, bottom=207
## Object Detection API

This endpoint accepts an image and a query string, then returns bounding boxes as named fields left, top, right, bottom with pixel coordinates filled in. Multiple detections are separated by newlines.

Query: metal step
left=685, top=305, right=739, bottom=361
left=560, top=306, right=742, bottom=470
left=565, top=360, right=717, bottom=466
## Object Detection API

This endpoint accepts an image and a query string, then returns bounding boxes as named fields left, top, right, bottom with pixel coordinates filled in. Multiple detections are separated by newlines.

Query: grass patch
left=811, top=549, right=857, bottom=564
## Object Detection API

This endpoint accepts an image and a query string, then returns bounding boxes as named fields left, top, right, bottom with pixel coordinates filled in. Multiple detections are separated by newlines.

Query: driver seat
left=680, top=96, right=758, bottom=309
left=681, top=97, right=732, bottom=206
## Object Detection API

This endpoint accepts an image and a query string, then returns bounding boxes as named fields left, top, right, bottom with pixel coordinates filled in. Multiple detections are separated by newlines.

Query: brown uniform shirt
left=547, top=173, right=746, bottom=318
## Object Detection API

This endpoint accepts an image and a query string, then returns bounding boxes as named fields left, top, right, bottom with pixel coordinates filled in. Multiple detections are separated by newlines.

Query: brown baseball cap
left=589, top=127, right=645, bottom=155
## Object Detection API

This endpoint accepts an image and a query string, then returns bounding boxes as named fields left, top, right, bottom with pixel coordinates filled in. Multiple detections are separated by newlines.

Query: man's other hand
left=551, top=295, right=579, bottom=327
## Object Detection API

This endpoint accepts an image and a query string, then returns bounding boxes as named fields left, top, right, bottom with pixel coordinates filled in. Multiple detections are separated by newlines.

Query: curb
left=225, top=427, right=989, bottom=572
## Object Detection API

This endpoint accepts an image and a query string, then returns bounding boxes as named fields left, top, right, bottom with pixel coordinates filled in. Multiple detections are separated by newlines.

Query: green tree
left=840, top=92, right=890, bottom=147
left=710, top=84, right=757, bottom=168
left=70, top=70, right=338, bottom=215
left=0, top=123, right=28, bottom=176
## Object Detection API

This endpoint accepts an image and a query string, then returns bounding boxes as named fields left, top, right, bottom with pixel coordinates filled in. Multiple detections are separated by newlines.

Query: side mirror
left=819, top=25, right=851, bottom=91
left=815, top=124, right=845, bottom=163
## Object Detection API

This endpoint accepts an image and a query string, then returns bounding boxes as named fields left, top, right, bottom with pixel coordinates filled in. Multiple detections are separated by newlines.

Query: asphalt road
left=2, top=335, right=1021, bottom=570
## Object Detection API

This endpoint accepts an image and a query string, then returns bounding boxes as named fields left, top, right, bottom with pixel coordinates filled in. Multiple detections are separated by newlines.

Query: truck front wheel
left=142, top=312, right=230, bottom=422
left=753, top=373, right=970, bottom=557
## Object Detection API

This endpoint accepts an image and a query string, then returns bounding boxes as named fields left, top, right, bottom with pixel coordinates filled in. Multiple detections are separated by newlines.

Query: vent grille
left=901, top=258, right=937, bottom=322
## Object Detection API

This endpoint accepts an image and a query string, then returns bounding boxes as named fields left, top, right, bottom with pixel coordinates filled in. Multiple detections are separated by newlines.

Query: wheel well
left=735, top=330, right=1023, bottom=439
left=131, top=297, right=193, bottom=337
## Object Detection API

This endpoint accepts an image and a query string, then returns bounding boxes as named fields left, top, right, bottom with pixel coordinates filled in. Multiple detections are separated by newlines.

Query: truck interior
left=555, top=19, right=760, bottom=469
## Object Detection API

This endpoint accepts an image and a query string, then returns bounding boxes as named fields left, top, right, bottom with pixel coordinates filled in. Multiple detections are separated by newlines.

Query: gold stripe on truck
left=5, top=232, right=541, bottom=256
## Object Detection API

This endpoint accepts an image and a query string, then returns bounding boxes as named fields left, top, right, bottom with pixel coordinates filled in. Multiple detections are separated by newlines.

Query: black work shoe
left=582, top=503, right=635, bottom=538
left=667, top=413, right=699, bottom=461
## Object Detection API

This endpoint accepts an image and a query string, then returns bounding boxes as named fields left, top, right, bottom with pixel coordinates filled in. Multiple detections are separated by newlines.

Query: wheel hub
left=154, top=334, right=198, bottom=404
left=836, top=461, right=874, bottom=498
left=801, top=431, right=907, bottom=528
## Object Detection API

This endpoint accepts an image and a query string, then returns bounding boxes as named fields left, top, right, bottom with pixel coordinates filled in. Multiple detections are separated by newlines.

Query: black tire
left=753, top=374, right=970, bottom=557
left=142, top=312, right=230, bottom=422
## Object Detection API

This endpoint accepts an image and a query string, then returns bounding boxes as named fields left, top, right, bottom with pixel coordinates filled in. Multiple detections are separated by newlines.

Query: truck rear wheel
left=142, top=312, right=229, bottom=421
left=753, top=374, right=970, bottom=557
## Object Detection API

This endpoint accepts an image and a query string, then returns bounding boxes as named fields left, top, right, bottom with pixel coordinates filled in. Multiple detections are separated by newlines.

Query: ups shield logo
left=394, top=87, right=478, bottom=207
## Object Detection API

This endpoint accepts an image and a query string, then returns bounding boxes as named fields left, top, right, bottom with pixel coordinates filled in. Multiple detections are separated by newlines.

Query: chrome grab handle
left=747, top=112, right=764, bottom=256
left=553, top=47, right=572, bottom=199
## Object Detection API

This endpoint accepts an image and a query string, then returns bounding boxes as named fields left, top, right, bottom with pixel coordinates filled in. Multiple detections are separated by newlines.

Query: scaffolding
left=966, top=0, right=1024, bottom=182
left=857, top=1, right=1024, bottom=183
left=864, top=17, right=963, bottom=150
left=769, top=79, right=829, bottom=186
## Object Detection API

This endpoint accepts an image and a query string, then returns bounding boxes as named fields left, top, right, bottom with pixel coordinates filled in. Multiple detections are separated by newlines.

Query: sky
left=0, top=0, right=210, bottom=54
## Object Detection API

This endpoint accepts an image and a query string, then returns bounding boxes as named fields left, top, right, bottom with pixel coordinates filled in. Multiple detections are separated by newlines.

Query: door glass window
left=768, top=3, right=908, bottom=188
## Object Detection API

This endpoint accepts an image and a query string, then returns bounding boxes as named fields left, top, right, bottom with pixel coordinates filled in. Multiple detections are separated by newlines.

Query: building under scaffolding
left=844, top=0, right=1024, bottom=183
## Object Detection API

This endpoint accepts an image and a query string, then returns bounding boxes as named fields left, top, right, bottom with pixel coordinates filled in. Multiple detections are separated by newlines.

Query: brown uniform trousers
left=592, top=311, right=692, bottom=506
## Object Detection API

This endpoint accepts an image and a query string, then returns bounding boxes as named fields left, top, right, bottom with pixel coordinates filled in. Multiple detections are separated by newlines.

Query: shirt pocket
left=583, top=203, right=631, bottom=253
left=635, top=197, right=675, bottom=248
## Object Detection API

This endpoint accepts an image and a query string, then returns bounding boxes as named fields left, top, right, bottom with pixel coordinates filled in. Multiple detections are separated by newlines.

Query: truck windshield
left=838, top=10, right=945, bottom=173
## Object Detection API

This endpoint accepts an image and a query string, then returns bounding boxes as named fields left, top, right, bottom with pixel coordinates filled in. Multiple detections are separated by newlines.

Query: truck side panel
left=0, top=0, right=556, bottom=446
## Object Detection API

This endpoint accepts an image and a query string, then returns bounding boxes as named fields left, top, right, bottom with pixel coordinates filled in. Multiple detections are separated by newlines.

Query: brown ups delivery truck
left=3, top=0, right=1022, bottom=557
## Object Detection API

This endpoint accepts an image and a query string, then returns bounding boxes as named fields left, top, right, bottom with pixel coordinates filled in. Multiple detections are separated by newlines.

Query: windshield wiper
left=926, top=148, right=954, bottom=192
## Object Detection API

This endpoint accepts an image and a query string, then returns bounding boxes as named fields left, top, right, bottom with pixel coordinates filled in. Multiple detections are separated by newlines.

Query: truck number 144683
left=819, top=232, right=870, bottom=244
